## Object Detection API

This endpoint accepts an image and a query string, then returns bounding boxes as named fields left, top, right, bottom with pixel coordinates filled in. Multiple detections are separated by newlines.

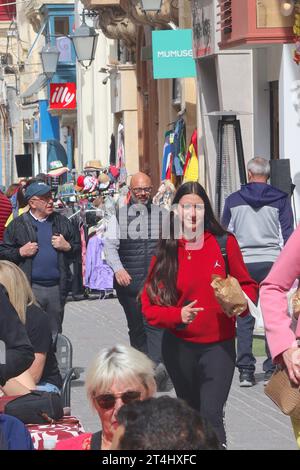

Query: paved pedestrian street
left=63, top=298, right=297, bottom=451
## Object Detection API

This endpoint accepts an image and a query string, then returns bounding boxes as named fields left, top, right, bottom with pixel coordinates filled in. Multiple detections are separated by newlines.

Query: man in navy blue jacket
left=222, top=157, right=294, bottom=386
left=0, top=182, right=80, bottom=336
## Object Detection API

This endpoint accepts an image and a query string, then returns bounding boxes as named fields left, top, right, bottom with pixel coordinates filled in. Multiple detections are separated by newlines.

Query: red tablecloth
left=26, top=416, right=85, bottom=450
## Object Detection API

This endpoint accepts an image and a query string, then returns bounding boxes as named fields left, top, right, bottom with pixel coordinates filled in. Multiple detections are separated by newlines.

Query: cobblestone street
left=63, top=298, right=297, bottom=451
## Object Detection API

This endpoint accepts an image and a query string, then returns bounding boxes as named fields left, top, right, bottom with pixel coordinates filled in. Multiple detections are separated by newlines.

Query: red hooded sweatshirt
left=141, top=232, right=258, bottom=344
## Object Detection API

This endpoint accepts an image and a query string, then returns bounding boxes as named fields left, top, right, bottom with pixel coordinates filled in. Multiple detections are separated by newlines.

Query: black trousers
left=116, top=287, right=163, bottom=365
left=162, top=330, right=236, bottom=447
left=236, top=261, right=275, bottom=374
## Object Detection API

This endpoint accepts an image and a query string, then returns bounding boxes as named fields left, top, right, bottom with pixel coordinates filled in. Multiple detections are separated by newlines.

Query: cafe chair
left=55, top=334, right=83, bottom=410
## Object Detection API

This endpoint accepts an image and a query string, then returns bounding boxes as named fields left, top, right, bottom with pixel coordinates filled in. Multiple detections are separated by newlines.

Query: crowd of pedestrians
left=0, top=159, right=299, bottom=450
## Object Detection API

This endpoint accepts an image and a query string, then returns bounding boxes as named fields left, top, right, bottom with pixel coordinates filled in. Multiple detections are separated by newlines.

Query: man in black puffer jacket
left=0, top=182, right=80, bottom=336
left=104, top=173, right=172, bottom=391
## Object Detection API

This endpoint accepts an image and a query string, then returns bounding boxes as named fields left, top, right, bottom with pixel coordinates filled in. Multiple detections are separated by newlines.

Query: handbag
left=4, top=391, right=64, bottom=424
left=0, top=395, right=20, bottom=413
left=264, top=367, right=300, bottom=419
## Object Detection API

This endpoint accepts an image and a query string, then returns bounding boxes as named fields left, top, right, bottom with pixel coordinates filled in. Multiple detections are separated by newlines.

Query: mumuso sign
left=152, top=29, right=196, bottom=79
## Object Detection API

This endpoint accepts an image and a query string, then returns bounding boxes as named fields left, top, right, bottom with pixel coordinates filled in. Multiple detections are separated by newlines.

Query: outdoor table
left=26, top=416, right=85, bottom=450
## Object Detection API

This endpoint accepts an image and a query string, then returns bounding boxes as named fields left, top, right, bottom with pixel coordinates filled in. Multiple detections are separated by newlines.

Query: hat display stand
left=50, top=164, right=130, bottom=303
left=47, top=174, right=68, bottom=193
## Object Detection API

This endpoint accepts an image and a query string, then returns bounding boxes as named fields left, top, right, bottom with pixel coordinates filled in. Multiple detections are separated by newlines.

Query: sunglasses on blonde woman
left=95, top=390, right=141, bottom=409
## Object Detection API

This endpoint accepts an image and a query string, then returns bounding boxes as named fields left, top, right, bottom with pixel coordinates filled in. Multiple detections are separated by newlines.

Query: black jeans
left=116, top=287, right=163, bottom=365
left=162, top=330, right=236, bottom=447
left=236, top=261, right=275, bottom=374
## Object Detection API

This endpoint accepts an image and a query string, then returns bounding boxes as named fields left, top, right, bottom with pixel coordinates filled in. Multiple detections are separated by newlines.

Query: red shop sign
left=50, top=83, right=76, bottom=109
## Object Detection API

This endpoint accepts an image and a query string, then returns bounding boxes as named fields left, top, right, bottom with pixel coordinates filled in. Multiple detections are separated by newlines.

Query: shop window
left=55, top=17, right=69, bottom=36
left=256, top=0, right=294, bottom=28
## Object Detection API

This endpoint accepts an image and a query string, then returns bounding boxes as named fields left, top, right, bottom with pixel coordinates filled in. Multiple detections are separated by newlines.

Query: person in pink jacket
left=260, top=224, right=300, bottom=447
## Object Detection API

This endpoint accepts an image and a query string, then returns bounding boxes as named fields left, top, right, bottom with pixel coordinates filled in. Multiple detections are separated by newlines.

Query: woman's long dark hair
left=147, top=182, right=226, bottom=306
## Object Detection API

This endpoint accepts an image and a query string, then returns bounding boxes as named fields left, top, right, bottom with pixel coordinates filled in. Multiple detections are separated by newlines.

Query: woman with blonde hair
left=56, top=344, right=156, bottom=450
left=0, top=261, right=62, bottom=396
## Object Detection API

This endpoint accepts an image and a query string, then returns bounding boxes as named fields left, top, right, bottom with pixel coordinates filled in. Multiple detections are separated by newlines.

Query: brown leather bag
left=264, top=367, right=300, bottom=419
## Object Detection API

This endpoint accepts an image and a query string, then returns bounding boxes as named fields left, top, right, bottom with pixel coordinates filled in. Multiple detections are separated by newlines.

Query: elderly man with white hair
left=0, top=181, right=80, bottom=337
left=222, top=156, right=294, bottom=387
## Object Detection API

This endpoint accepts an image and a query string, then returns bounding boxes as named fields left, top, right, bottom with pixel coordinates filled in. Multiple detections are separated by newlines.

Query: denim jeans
left=236, top=261, right=275, bottom=374
left=36, top=382, right=61, bottom=394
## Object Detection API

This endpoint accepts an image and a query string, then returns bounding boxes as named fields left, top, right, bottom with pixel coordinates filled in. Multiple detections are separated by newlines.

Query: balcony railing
left=218, top=0, right=294, bottom=49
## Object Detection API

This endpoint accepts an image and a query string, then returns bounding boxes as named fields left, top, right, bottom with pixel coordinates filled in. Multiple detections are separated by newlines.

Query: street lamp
left=70, top=13, right=99, bottom=69
left=40, top=43, right=60, bottom=79
left=139, top=0, right=163, bottom=12
left=280, top=0, right=295, bottom=16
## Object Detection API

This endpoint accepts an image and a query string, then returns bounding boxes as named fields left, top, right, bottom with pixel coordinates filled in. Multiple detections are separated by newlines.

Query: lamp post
left=69, top=12, right=99, bottom=69
left=139, top=0, right=163, bottom=12
left=40, top=43, right=60, bottom=79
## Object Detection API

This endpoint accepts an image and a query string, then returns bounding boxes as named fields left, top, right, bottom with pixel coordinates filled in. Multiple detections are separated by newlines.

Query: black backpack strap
left=215, top=234, right=229, bottom=276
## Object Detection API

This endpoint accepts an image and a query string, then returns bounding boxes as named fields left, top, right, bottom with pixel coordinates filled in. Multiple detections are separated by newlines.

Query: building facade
left=0, top=0, right=19, bottom=187
left=82, top=0, right=197, bottom=191
left=217, top=0, right=300, bottom=220
left=0, top=0, right=114, bottom=186
left=191, top=0, right=253, bottom=210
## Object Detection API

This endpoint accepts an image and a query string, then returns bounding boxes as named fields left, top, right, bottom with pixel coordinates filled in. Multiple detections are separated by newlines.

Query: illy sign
left=50, top=83, right=76, bottom=109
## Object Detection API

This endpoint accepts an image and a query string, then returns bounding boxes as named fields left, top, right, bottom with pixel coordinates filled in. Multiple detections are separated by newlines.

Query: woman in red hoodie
left=141, top=182, right=258, bottom=448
